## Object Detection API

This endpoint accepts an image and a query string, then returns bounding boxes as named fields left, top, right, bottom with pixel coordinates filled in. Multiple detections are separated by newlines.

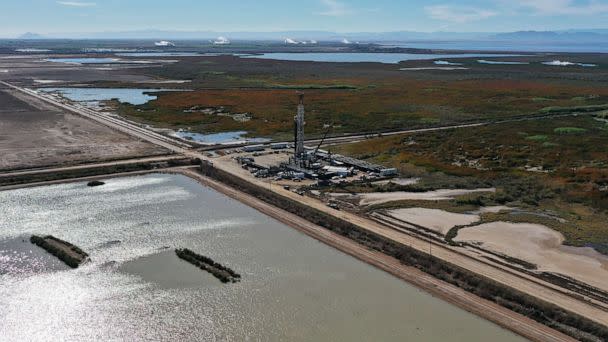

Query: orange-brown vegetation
left=333, top=115, right=608, bottom=251
left=124, top=79, right=608, bottom=137
left=120, top=54, right=608, bottom=137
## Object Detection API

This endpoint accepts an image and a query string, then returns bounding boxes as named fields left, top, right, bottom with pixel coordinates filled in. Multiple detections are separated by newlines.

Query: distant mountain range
left=17, top=32, right=47, bottom=39
left=491, top=30, right=608, bottom=42
left=12, top=29, right=608, bottom=42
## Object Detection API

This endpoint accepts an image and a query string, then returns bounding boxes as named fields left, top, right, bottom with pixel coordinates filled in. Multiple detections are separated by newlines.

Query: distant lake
left=40, top=87, right=176, bottom=105
left=15, top=48, right=51, bottom=53
left=116, top=52, right=251, bottom=57
left=242, top=52, right=522, bottom=64
left=477, top=60, right=529, bottom=65
left=382, top=41, right=608, bottom=53
left=46, top=57, right=123, bottom=64
left=116, top=52, right=204, bottom=57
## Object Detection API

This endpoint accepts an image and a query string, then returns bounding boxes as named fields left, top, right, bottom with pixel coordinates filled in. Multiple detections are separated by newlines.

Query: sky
left=0, top=0, right=607, bottom=37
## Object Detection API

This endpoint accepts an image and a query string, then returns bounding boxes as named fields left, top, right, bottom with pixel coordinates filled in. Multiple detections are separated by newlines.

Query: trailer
left=243, top=144, right=265, bottom=152
left=380, top=168, right=398, bottom=177
left=270, top=142, right=289, bottom=150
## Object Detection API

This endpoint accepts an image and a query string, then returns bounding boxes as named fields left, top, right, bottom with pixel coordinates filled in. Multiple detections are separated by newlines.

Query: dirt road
left=0, top=155, right=181, bottom=177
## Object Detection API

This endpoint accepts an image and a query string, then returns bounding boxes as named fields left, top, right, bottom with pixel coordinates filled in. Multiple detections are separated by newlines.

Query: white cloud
left=318, top=0, right=351, bottom=16
left=425, top=5, right=497, bottom=23
left=57, top=1, right=96, bottom=7
left=513, top=0, right=608, bottom=15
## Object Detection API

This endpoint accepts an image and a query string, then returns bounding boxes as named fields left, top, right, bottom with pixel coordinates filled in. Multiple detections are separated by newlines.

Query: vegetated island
left=87, top=180, right=105, bottom=187
left=175, top=248, right=241, bottom=283
left=30, top=235, right=90, bottom=268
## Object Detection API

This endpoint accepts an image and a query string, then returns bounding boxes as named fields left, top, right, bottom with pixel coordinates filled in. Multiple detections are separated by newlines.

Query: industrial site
left=1, top=25, right=608, bottom=342
left=222, top=94, right=397, bottom=189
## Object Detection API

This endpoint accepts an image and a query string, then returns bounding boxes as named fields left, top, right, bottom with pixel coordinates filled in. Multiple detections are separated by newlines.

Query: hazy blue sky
left=1, top=0, right=607, bottom=36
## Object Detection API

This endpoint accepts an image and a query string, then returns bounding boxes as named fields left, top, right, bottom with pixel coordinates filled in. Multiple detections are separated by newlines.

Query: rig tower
left=294, top=92, right=305, bottom=159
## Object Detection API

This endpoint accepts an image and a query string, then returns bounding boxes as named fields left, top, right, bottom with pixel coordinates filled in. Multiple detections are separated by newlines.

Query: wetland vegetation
left=333, top=114, right=608, bottom=253
left=106, top=51, right=608, bottom=257
left=175, top=248, right=241, bottom=283
left=114, top=53, right=608, bottom=139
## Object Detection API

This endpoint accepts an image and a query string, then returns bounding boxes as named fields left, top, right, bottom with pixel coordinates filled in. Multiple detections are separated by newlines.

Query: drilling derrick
left=294, top=93, right=305, bottom=159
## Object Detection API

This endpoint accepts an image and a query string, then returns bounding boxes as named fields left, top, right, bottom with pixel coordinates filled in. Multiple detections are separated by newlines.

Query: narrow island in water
left=87, top=180, right=105, bottom=187
left=176, top=248, right=241, bottom=283
left=30, top=235, right=90, bottom=268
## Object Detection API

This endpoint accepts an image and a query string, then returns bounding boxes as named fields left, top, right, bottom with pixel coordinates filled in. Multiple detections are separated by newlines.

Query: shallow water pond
left=0, top=174, right=525, bottom=341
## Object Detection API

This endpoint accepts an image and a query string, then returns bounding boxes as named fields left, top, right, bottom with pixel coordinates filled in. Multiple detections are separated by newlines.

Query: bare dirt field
left=386, top=207, right=480, bottom=235
left=455, top=221, right=608, bottom=292
left=248, top=150, right=291, bottom=168
left=0, top=88, right=168, bottom=170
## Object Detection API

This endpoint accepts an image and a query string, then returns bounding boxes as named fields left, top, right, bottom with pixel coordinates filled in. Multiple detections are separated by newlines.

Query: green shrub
left=554, top=127, right=587, bottom=135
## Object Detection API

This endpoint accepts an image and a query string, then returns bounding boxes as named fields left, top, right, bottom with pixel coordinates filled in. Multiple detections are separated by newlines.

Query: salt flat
left=456, top=222, right=608, bottom=292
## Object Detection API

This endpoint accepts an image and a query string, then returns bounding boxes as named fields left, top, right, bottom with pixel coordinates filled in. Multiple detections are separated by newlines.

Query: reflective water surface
left=45, top=57, right=123, bottom=64
left=242, top=52, right=522, bottom=64
left=173, top=130, right=270, bottom=145
left=115, top=52, right=246, bottom=57
left=40, top=87, right=174, bottom=105
left=0, top=174, right=526, bottom=341
left=381, top=41, right=608, bottom=53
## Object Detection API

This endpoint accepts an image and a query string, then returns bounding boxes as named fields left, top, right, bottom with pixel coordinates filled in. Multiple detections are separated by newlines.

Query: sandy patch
left=372, top=177, right=420, bottom=186
left=34, top=79, right=63, bottom=84
left=387, top=208, right=479, bottom=235
left=391, top=178, right=420, bottom=186
left=135, top=80, right=192, bottom=84
left=334, top=188, right=495, bottom=206
left=543, top=60, right=597, bottom=67
left=455, top=222, right=608, bottom=291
